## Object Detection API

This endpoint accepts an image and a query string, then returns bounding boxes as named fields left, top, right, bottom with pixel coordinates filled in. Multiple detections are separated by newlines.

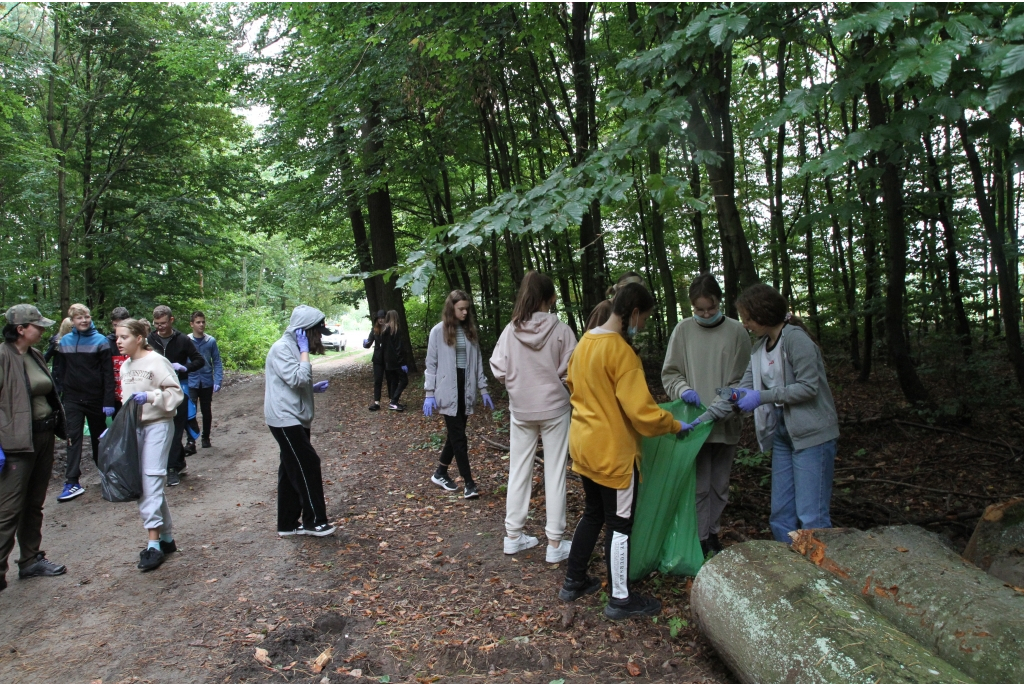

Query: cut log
left=963, top=498, right=1024, bottom=587
left=691, top=540, right=971, bottom=684
left=791, top=526, right=1024, bottom=684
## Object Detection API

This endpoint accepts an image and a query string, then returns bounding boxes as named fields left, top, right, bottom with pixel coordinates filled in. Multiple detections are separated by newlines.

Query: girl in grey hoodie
left=490, top=272, right=577, bottom=563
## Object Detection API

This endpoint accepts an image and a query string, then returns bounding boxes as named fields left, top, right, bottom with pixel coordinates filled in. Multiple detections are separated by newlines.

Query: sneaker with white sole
left=545, top=539, right=572, bottom=563
left=504, top=534, right=539, bottom=555
left=305, top=523, right=336, bottom=537
left=57, top=483, right=85, bottom=502
left=278, top=525, right=305, bottom=537
left=431, top=470, right=458, bottom=491
left=463, top=482, right=480, bottom=499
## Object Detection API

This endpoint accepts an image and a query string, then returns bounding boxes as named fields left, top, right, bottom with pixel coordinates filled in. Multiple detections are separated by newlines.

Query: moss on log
left=963, top=498, right=1024, bottom=587
left=791, top=526, right=1024, bottom=683
left=691, top=540, right=972, bottom=684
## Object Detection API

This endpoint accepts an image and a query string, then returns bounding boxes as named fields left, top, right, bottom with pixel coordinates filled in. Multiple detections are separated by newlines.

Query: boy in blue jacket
left=187, top=311, right=223, bottom=449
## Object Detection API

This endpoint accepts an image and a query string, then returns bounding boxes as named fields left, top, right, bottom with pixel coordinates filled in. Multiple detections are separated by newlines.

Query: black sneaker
left=368, top=403, right=380, bottom=411
left=305, top=523, right=336, bottom=537
left=278, top=525, right=305, bottom=537
left=0, top=577, right=6, bottom=592
left=184, top=441, right=197, bottom=457
left=464, top=482, right=480, bottom=499
left=431, top=470, right=458, bottom=492
left=18, top=554, right=66, bottom=578
left=201, top=438, right=212, bottom=449
left=700, top=538, right=711, bottom=557
left=138, top=547, right=165, bottom=571
left=167, top=470, right=181, bottom=486
left=387, top=402, right=405, bottom=412
left=558, top=575, right=601, bottom=602
left=178, top=463, right=188, bottom=475
left=603, top=593, right=662, bottom=620
left=708, top=533, right=723, bottom=553
left=159, top=539, right=177, bottom=555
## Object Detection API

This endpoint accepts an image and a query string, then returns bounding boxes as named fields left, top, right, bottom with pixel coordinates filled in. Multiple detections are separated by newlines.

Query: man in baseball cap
left=4, top=305, right=56, bottom=328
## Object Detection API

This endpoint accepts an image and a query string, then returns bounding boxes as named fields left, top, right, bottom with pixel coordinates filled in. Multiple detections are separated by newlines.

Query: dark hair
left=735, top=283, right=815, bottom=342
left=152, top=305, right=172, bottom=320
left=585, top=300, right=613, bottom=331
left=688, top=273, right=723, bottom=304
left=610, top=282, right=656, bottom=341
left=2, top=323, right=21, bottom=343
left=442, top=290, right=478, bottom=346
left=190, top=310, right=205, bottom=322
left=110, top=307, right=130, bottom=322
left=512, top=271, right=556, bottom=329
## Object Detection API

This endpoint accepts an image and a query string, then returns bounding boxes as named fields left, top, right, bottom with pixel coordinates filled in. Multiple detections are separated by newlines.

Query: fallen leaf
left=254, top=647, right=272, bottom=667
left=311, top=646, right=333, bottom=674
left=344, top=651, right=368, bottom=663
left=626, top=661, right=641, bottom=677
left=895, top=547, right=909, bottom=553
left=350, top=668, right=363, bottom=677
left=416, top=677, right=441, bottom=684
left=282, top=661, right=298, bottom=671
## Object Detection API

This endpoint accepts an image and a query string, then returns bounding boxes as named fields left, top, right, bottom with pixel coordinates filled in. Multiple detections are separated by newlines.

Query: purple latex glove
left=735, top=389, right=762, bottom=413
left=681, top=389, right=700, bottom=406
left=401, top=365, right=408, bottom=374
left=99, top=428, right=108, bottom=440
left=423, top=397, right=436, bottom=416
left=102, top=406, right=115, bottom=417
left=171, top=362, right=187, bottom=373
left=482, top=393, right=494, bottom=410
left=213, top=384, right=221, bottom=393
left=133, top=392, right=148, bottom=405
left=677, top=418, right=701, bottom=439
left=362, top=338, right=371, bottom=348
left=313, top=380, right=329, bottom=393
left=295, top=328, right=309, bottom=353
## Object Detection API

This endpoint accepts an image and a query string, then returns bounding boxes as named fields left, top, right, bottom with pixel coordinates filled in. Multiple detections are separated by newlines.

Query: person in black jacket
left=43, top=318, right=72, bottom=396
left=148, top=305, right=204, bottom=486
left=381, top=310, right=409, bottom=411
left=106, top=307, right=131, bottom=415
left=362, top=310, right=387, bottom=411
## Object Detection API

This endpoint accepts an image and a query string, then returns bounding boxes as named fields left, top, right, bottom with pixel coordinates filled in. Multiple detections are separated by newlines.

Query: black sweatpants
left=187, top=385, right=214, bottom=440
left=269, top=425, right=329, bottom=531
left=565, top=469, right=638, bottom=600
left=372, top=363, right=386, bottom=402
left=63, top=400, right=105, bottom=483
left=438, top=368, right=473, bottom=485
left=385, top=369, right=408, bottom=403
left=167, top=400, right=189, bottom=472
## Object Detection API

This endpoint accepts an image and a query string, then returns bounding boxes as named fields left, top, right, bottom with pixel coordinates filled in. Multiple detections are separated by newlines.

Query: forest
left=2, top=2, right=1023, bottom=407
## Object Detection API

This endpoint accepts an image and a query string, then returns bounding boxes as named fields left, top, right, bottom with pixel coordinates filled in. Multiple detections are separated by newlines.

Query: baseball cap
left=4, top=304, right=56, bottom=328
left=375, top=310, right=386, bottom=320
left=311, top=318, right=332, bottom=336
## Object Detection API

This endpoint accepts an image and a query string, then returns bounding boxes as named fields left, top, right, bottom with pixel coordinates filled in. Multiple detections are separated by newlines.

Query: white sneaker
left=503, top=534, right=539, bottom=555
left=546, top=539, right=572, bottom=563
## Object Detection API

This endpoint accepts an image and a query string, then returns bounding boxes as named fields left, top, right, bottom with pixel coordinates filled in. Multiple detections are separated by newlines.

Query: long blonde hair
left=57, top=317, right=73, bottom=338
left=441, top=290, right=477, bottom=346
left=384, top=310, right=400, bottom=335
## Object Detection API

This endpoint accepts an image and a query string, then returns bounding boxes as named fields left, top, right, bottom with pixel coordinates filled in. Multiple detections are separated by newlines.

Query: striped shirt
left=455, top=327, right=467, bottom=369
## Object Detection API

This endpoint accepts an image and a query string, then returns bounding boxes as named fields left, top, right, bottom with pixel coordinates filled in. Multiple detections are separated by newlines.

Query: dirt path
left=0, top=353, right=726, bottom=684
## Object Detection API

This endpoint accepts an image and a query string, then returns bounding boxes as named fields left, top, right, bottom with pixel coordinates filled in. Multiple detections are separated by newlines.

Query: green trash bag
left=629, top=400, right=713, bottom=582
left=83, top=416, right=114, bottom=437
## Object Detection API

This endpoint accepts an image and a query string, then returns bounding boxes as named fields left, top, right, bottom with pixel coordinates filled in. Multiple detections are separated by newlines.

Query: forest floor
left=0, top=350, right=1020, bottom=684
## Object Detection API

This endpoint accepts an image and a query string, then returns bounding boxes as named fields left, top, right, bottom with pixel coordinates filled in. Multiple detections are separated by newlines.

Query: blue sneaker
left=57, top=483, right=85, bottom=502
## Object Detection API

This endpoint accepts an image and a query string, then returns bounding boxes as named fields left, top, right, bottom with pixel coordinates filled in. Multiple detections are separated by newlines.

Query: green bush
left=171, top=295, right=283, bottom=371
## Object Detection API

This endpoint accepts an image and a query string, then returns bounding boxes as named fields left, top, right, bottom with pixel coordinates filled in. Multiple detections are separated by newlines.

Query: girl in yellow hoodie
left=559, top=283, right=685, bottom=621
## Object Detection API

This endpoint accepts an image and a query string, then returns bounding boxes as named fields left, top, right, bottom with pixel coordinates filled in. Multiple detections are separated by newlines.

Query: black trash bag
left=96, top=403, right=142, bottom=502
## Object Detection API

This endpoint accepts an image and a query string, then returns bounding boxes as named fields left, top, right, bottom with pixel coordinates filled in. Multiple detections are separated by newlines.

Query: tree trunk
left=791, top=526, right=1024, bottom=684
left=335, top=127, right=381, bottom=315
left=46, top=17, right=71, bottom=316
left=771, top=40, right=792, bottom=301
left=958, top=118, right=1024, bottom=387
left=685, top=144, right=709, bottom=274
left=691, top=541, right=969, bottom=683
left=648, top=147, right=678, bottom=330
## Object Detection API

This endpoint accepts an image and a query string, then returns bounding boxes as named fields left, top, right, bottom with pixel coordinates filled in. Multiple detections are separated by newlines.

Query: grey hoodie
left=490, top=312, right=577, bottom=422
left=264, top=305, right=324, bottom=428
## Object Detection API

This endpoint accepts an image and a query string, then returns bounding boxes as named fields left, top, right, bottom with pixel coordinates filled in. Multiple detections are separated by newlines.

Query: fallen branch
left=479, top=436, right=510, bottom=452
left=845, top=477, right=1006, bottom=500
left=910, top=509, right=982, bottom=526
left=893, top=420, right=1018, bottom=457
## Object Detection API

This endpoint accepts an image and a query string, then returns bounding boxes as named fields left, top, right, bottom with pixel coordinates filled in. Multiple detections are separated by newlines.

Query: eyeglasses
left=693, top=305, right=719, bottom=316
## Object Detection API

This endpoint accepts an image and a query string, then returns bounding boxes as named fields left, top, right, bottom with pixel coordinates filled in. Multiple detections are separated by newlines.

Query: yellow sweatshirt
left=567, top=330, right=681, bottom=489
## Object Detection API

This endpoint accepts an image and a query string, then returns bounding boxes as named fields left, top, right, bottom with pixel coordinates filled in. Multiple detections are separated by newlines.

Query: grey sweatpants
left=695, top=442, right=737, bottom=540
left=137, top=420, right=174, bottom=534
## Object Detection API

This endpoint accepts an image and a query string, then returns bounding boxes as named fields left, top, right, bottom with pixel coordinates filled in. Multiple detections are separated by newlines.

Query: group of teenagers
left=266, top=269, right=838, bottom=622
left=0, top=303, right=224, bottom=585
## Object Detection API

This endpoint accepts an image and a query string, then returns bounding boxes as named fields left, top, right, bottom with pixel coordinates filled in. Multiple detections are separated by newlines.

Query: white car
left=323, top=327, right=347, bottom=352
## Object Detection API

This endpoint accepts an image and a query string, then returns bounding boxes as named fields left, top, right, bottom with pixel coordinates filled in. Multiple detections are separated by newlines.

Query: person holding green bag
left=662, top=273, right=750, bottom=556
left=559, top=283, right=686, bottom=621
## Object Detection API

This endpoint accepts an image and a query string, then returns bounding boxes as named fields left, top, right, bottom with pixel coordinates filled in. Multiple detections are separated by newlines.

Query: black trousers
left=372, top=363, right=386, bottom=402
left=566, top=469, right=638, bottom=600
left=385, top=369, right=408, bottom=403
left=270, top=425, right=329, bottom=530
left=167, top=400, right=189, bottom=472
left=63, top=400, right=105, bottom=483
left=0, top=431, right=54, bottom=578
left=187, top=385, right=214, bottom=440
left=438, top=368, right=473, bottom=485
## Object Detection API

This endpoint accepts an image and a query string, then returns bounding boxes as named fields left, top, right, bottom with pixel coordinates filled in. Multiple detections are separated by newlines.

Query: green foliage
left=668, top=616, right=688, bottom=638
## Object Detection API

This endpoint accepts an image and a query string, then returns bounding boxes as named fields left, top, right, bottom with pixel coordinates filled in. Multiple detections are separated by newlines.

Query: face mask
left=627, top=312, right=639, bottom=337
left=694, top=310, right=723, bottom=327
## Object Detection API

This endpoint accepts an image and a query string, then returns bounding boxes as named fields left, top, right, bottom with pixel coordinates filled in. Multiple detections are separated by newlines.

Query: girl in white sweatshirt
left=115, top=319, right=184, bottom=572
left=490, top=271, right=577, bottom=563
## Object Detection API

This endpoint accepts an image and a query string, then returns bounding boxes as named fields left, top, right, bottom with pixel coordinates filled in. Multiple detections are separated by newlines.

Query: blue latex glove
left=99, top=428, right=108, bottom=440
left=677, top=418, right=701, bottom=439
left=482, top=393, right=494, bottom=410
left=171, top=362, right=187, bottom=373
left=103, top=406, right=115, bottom=417
left=213, top=384, right=221, bottom=393
left=423, top=397, right=436, bottom=416
left=295, top=328, right=310, bottom=353
left=133, top=392, right=148, bottom=405
left=401, top=365, right=408, bottom=374
left=681, top=389, right=701, bottom=406
left=736, top=389, right=762, bottom=413
left=313, top=380, right=329, bottom=393
left=362, top=338, right=370, bottom=348
left=0, top=445, right=5, bottom=473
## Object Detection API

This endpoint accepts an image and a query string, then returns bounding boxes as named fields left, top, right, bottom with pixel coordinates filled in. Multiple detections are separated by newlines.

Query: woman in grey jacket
left=686, top=284, right=839, bottom=542
left=424, top=290, right=493, bottom=499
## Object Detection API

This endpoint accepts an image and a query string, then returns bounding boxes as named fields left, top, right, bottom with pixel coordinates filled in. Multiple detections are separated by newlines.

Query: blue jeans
left=769, top=410, right=837, bottom=542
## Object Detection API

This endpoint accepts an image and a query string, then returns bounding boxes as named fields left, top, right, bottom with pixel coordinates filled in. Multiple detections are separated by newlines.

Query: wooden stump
left=963, top=498, right=1024, bottom=587
left=691, top=540, right=971, bottom=683
left=791, top=526, right=1024, bottom=683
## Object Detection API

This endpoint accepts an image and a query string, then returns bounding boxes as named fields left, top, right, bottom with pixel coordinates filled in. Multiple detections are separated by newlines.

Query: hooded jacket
left=490, top=312, right=577, bottom=422
left=58, top=323, right=116, bottom=406
left=264, top=305, right=324, bottom=428
left=147, top=328, right=204, bottom=383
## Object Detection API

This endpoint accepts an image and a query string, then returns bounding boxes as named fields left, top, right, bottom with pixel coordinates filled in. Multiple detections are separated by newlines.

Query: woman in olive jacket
left=0, top=305, right=68, bottom=592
